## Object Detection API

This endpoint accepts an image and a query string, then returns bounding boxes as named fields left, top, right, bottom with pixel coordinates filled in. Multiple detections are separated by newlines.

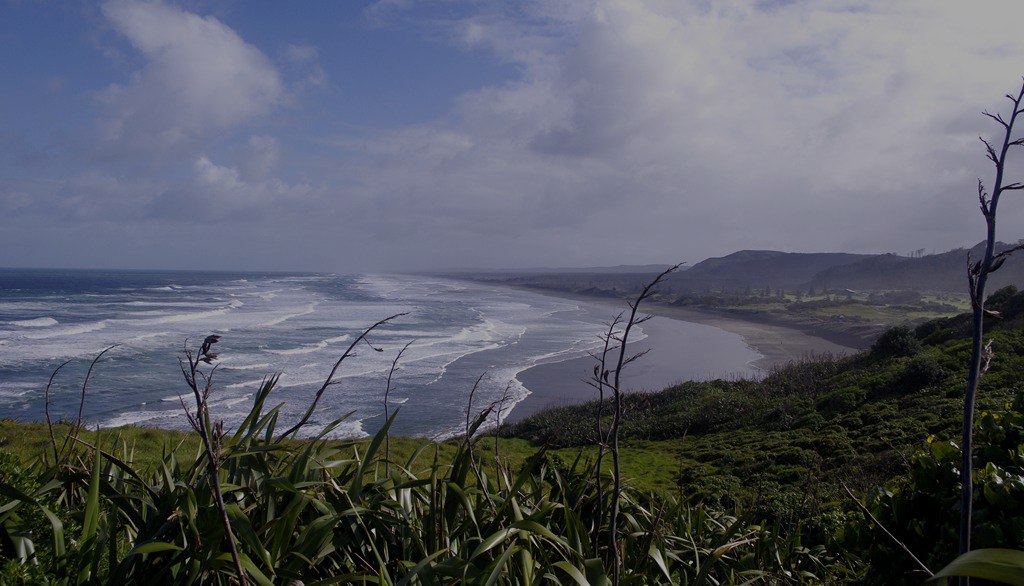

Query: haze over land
left=3, top=1, right=1024, bottom=272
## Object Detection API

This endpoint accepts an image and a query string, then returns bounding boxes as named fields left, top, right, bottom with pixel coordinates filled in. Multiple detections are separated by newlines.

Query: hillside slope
left=669, top=250, right=874, bottom=291
left=807, top=241, right=1024, bottom=292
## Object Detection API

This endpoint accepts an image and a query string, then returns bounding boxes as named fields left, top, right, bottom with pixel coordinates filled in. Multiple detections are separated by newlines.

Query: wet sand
left=508, top=292, right=859, bottom=423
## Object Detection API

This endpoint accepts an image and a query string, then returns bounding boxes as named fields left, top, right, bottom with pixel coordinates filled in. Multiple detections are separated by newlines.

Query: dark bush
left=870, top=326, right=921, bottom=358
left=986, top=285, right=1024, bottom=319
left=816, top=386, right=866, bottom=419
left=897, top=355, right=947, bottom=391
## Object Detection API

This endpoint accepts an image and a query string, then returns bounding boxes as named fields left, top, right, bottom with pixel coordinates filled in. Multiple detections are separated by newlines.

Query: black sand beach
left=509, top=292, right=859, bottom=422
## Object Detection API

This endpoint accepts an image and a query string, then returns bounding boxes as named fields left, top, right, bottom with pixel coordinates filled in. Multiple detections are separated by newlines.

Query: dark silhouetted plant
left=960, top=78, right=1024, bottom=563
left=605, top=264, right=680, bottom=584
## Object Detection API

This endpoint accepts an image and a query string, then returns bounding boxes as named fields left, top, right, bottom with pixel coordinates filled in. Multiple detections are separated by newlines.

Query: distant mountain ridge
left=665, top=243, right=1024, bottom=293
left=445, top=264, right=680, bottom=275
left=667, top=250, right=874, bottom=291
left=807, top=242, right=1024, bottom=292
left=439, top=243, right=1024, bottom=294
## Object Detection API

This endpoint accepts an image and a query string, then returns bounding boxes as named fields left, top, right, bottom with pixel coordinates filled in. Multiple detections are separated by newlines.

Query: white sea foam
left=24, top=319, right=110, bottom=339
left=226, top=378, right=269, bottom=390
left=0, top=382, right=39, bottom=399
left=136, top=300, right=243, bottom=325
left=126, top=331, right=172, bottom=343
left=4, top=317, right=59, bottom=327
left=318, top=417, right=368, bottom=439
left=426, top=342, right=504, bottom=385
left=123, top=300, right=213, bottom=307
left=7, top=271, right=674, bottom=439
left=99, top=409, right=184, bottom=428
left=221, top=362, right=272, bottom=371
left=264, top=333, right=350, bottom=356
left=255, top=288, right=284, bottom=301
left=259, top=302, right=318, bottom=327
left=210, top=394, right=253, bottom=409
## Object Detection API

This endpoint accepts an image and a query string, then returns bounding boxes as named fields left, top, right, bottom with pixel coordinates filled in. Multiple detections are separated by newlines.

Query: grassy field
left=0, top=419, right=701, bottom=499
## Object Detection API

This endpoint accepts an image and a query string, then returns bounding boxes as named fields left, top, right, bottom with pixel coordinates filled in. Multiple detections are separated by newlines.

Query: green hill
left=669, top=250, right=874, bottom=291
left=808, top=241, right=1024, bottom=292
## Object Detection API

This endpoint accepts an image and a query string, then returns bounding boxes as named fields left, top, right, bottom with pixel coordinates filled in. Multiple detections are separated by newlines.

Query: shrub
left=871, top=326, right=921, bottom=359
left=897, top=355, right=947, bottom=391
left=849, top=392, right=1024, bottom=585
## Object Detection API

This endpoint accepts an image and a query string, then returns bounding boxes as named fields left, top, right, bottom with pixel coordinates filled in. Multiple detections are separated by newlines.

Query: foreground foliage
left=0, top=377, right=850, bottom=584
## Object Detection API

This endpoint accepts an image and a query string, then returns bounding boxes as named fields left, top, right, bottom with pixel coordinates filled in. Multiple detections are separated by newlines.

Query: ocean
left=0, top=269, right=759, bottom=438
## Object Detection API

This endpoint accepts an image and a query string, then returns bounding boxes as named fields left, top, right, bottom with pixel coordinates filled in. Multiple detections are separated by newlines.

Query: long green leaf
left=127, top=541, right=185, bottom=556
left=80, top=446, right=102, bottom=543
left=485, top=544, right=518, bottom=586
left=77, top=446, right=103, bottom=584
left=553, top=561, right=590, bottom=586
left=928, top=549, right=1024, bottom=585
left=350, top=409, right=399, bottom=499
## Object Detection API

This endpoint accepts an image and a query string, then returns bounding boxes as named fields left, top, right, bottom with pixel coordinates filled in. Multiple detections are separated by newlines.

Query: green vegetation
left=0, top=394, right=850, bottom=584
left=505, top=287, right=1024, bottom=582
left=4, top=280, right=1024, bottom=583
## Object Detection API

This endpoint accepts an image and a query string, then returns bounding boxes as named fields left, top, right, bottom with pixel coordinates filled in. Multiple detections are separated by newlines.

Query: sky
left=3, top=0, right=1024, bottom=272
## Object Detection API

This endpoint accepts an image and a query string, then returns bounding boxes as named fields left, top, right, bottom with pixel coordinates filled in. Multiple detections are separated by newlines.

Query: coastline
left=507, top=289, right=863, bottom=423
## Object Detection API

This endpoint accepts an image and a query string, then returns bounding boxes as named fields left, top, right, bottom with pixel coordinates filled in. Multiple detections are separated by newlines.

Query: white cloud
left=285, top=43, right=318, bottom=63
left=332, top=0, right=1024, bottom=267
left=239, top=135, right=280, bottom=179
left=187, top=155, right=314, bottom=219
left=9, top=0, right=1024, bottom=271
left=97, top=0, right=285, bottom=151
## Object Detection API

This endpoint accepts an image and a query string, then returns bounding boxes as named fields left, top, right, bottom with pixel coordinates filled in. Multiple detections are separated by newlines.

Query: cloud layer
left=3, top=0, right=1024, bottom=271
left=342, top=0, right=1024, bottom=267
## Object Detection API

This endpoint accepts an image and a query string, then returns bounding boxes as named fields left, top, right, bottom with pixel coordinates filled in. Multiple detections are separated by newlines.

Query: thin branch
left=621, top=349, right=651, bottom=368
left=491, top=381, right=514, bottom=465
left=991, top=242, right=1024, bottom=267
left=464, top=372, right=487, bottom=440
left=61, top=345, right=118, bottom=459
left=588, top=313, right=622, bottom=554
left=44, top=359, right=73, bottom=464
left=842, top=482, right=932, bottom=577
left=279, top=312, right=407, bottom=440
left=607, top=264, right=681, bottom=584
left=384, top=340, right=413, bottom=474
left=980, top=136, right=999, bottom=164
left=982, top=110, right=1009, bottom=130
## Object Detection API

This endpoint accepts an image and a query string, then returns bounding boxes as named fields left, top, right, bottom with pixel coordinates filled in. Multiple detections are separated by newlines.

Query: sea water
left=0, top=269, right=756, bottom=438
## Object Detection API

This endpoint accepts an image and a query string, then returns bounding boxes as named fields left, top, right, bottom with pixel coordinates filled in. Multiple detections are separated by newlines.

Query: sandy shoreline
left=507, top=289, right=861, bottom=423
